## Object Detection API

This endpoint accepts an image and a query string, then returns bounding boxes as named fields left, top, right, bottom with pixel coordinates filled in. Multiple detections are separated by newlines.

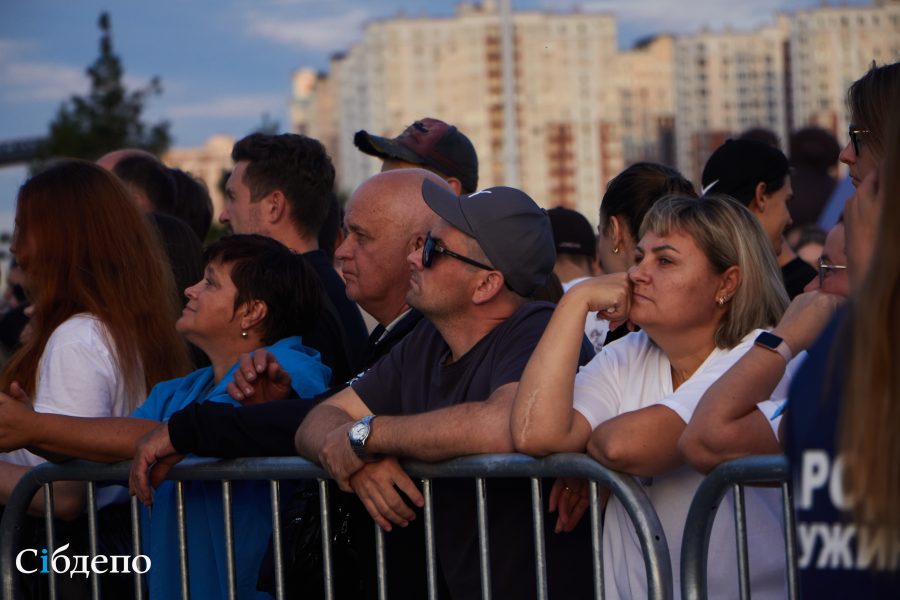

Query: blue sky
left=0, top=0, right=871, bottom=233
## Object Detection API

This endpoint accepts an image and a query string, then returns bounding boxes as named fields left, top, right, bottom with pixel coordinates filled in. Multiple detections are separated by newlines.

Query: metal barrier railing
left=0, top=453, right=673, bottom=600
left=680, top=454, right=798, bottom=600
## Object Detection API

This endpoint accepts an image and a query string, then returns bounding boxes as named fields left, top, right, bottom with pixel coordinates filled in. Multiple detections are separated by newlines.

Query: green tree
left=36, top=12, right=170, bottom=165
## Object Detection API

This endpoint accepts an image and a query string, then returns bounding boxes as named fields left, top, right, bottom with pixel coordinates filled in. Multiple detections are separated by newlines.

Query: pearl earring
left=241, top=330, right=248, bottom=338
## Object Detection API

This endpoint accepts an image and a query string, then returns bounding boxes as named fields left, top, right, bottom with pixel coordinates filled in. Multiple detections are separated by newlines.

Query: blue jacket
left=131, top=337, right=330, bottom=599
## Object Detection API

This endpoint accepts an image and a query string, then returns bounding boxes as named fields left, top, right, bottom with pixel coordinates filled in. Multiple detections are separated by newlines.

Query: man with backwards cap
left=295, top=181, right=594, bottom=599
left=355, top=117, right=479, bottom=194
left=702, top=138, right=817, bottom=298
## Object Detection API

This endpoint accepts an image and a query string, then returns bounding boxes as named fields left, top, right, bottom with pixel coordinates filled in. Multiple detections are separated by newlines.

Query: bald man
left=132, top=168, right=450, bottom=457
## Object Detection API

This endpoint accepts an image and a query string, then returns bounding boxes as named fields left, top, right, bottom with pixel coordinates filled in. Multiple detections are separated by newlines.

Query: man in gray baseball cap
left=418, top=179, right=556, bottom=296
left=296, top=179, right=594, bottom=598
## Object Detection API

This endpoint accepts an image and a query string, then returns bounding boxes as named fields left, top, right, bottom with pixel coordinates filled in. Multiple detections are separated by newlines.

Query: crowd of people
left=0, top=60, right=895, bottom=599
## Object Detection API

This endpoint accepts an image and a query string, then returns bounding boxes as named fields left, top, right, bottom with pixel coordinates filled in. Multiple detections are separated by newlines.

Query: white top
left=1, top=314, right=142, bottom=506
left=561, top=276, right=610, bottom=354
left=573, top=329, right=801, bottom=600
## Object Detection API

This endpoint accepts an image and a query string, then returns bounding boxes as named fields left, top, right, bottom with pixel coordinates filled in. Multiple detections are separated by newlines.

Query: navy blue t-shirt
left=785, top=307, right=900, bottom=598
left=352, top=301, right=596, bottom=600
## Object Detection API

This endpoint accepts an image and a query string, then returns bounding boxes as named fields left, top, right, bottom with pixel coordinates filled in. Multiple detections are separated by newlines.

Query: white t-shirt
left=573, top=328, right=800, bottom=600
left=561, top=276, right=610, bottom=354
left=1, top=313, right=141, bottom=466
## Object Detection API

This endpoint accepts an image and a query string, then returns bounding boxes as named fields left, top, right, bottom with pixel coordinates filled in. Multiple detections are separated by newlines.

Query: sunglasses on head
left=848, top=125, right=870, bottom=156
left=422, top=231, right=494, bottom=271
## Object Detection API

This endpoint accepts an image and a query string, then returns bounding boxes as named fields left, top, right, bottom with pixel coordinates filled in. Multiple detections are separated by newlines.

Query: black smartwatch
left=347, top=415, right=380, bottom=462
left=754, top=331, right=793, bottom=364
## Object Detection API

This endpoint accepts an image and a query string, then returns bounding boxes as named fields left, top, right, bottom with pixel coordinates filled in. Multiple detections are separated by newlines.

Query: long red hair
left=2, top=160, right=191, bottom=409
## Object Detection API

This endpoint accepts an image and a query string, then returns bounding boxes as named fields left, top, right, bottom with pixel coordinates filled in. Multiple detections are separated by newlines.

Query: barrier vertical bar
left=781, top=482, right=798, bottom=600
left=221, top=480, right=237, bottom=600
left=423, top=478, right=438, bottom=600
left=270, top=480, right=285, bottom=600
left=530, top=478, right=548, bottom=600
left=130, top=495, right=144, bottom=600
left=732, top=484, right=750, bottom=600
left=86, top=481, right=100, bottom=600
left=589, top=481, right=605, bottom=600
left=475, top=477, right=492, bottom=600
left=375, top=522, right=387, bottom=600
left=317, top=479, right=334, bottom=600
left=43, top=484, right=58, bottom=600
left=175, top=481, right=190, bottom=600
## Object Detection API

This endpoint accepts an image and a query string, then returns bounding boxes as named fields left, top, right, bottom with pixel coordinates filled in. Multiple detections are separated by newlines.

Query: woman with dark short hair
left=0, top=234, right=331, bottom=599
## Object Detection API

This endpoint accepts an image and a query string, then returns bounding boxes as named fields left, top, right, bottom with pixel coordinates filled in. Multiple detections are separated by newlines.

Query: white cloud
left=165, top=93, right=285, bottom=119
left=245, top=7, right=370, bottom=51
left=0, top=60, right=86, bottom=102
left=0, top=36, right=86, bottom=102
left=0, top=37, right=162, bottom=104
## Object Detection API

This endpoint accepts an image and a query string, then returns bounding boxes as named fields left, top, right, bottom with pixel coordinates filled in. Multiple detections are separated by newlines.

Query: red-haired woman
left=0, top=159, right=191, bottom=517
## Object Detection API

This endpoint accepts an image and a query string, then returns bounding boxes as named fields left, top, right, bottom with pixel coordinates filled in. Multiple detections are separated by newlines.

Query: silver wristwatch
left=348, top=415, right=380, bottom=462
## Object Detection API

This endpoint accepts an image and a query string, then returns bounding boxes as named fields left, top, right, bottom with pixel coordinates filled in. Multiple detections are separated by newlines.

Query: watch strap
left=754, top=331, right=793, bottom=364
left=349, top=415, right=379, bottom=462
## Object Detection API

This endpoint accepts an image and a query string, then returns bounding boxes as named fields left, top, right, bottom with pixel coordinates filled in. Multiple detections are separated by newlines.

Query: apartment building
left=294, top=0, right=621, bottom=222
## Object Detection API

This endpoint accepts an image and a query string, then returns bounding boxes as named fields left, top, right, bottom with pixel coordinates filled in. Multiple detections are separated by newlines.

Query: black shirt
left=300, top=250, right=368, bottom=385
left=785, top=308, right=900, bottom=597
left=351, top=301, right=595, bottom=599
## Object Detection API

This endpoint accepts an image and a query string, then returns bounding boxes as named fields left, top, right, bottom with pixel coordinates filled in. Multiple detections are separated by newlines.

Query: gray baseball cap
left=421, top=179, right=555, bottom=297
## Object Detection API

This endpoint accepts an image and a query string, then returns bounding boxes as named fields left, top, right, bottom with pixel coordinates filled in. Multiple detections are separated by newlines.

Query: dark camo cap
left=354, top=118, right=479, bottom=193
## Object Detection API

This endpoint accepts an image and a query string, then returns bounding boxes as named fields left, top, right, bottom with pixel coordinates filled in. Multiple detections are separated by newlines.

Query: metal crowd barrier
left=680, top=454, right=797, bottom=600
left=0, top=453, right=672, bottom=600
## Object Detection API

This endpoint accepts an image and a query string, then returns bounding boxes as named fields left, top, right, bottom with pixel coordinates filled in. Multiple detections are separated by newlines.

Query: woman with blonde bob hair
left=0, top=159, right=191, bottom=517
left=512, top=194, right=791, bottom=599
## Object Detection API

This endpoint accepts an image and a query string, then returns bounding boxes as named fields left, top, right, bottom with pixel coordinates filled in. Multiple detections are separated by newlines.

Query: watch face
left=350, top=422, right=368, bottom=444
left=756, top=331, right=781, bottom=349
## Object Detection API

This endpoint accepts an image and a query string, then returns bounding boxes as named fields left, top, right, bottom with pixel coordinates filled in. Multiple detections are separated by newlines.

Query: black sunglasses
left=422, top=231, right=494, bottom=271
left=848, top=124, right=870, bottom=156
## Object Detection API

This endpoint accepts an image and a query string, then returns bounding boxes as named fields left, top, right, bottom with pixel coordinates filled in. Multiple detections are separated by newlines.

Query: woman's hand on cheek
left=570, top=272, right=632, bottom=322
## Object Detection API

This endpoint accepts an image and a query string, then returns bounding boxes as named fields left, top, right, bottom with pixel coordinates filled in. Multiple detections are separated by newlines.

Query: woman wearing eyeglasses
left=782, top=86, right=900, bottom=599
left=511, top=194, right=792, bottom=599
left=839, top=62, right=899, bottom=291
left=804, top=223, right=849, bottom=297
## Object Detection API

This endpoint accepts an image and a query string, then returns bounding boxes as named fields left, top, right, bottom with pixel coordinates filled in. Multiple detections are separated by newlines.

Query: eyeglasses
left=817, top=256, right=847, bottom=288
left=422, top=231, right=494, bottom=271
left=848, top=125, right=870, bottom=156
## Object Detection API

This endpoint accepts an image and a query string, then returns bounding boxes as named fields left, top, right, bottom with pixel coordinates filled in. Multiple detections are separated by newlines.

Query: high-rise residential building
left=617, top=35, right=677, bottom=167
left=673, top=1, right=898, bottom=185
left=789, top=0, right=900, bottom=137
left=163, top=134, right=235, bottom=219
left=291, top=67, right=341, bottom=171
left=294, top=0, right=621, bottom=222
left=291, top=0, right=897, bottom=207
left=674, top=17, right=791, bottom=186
